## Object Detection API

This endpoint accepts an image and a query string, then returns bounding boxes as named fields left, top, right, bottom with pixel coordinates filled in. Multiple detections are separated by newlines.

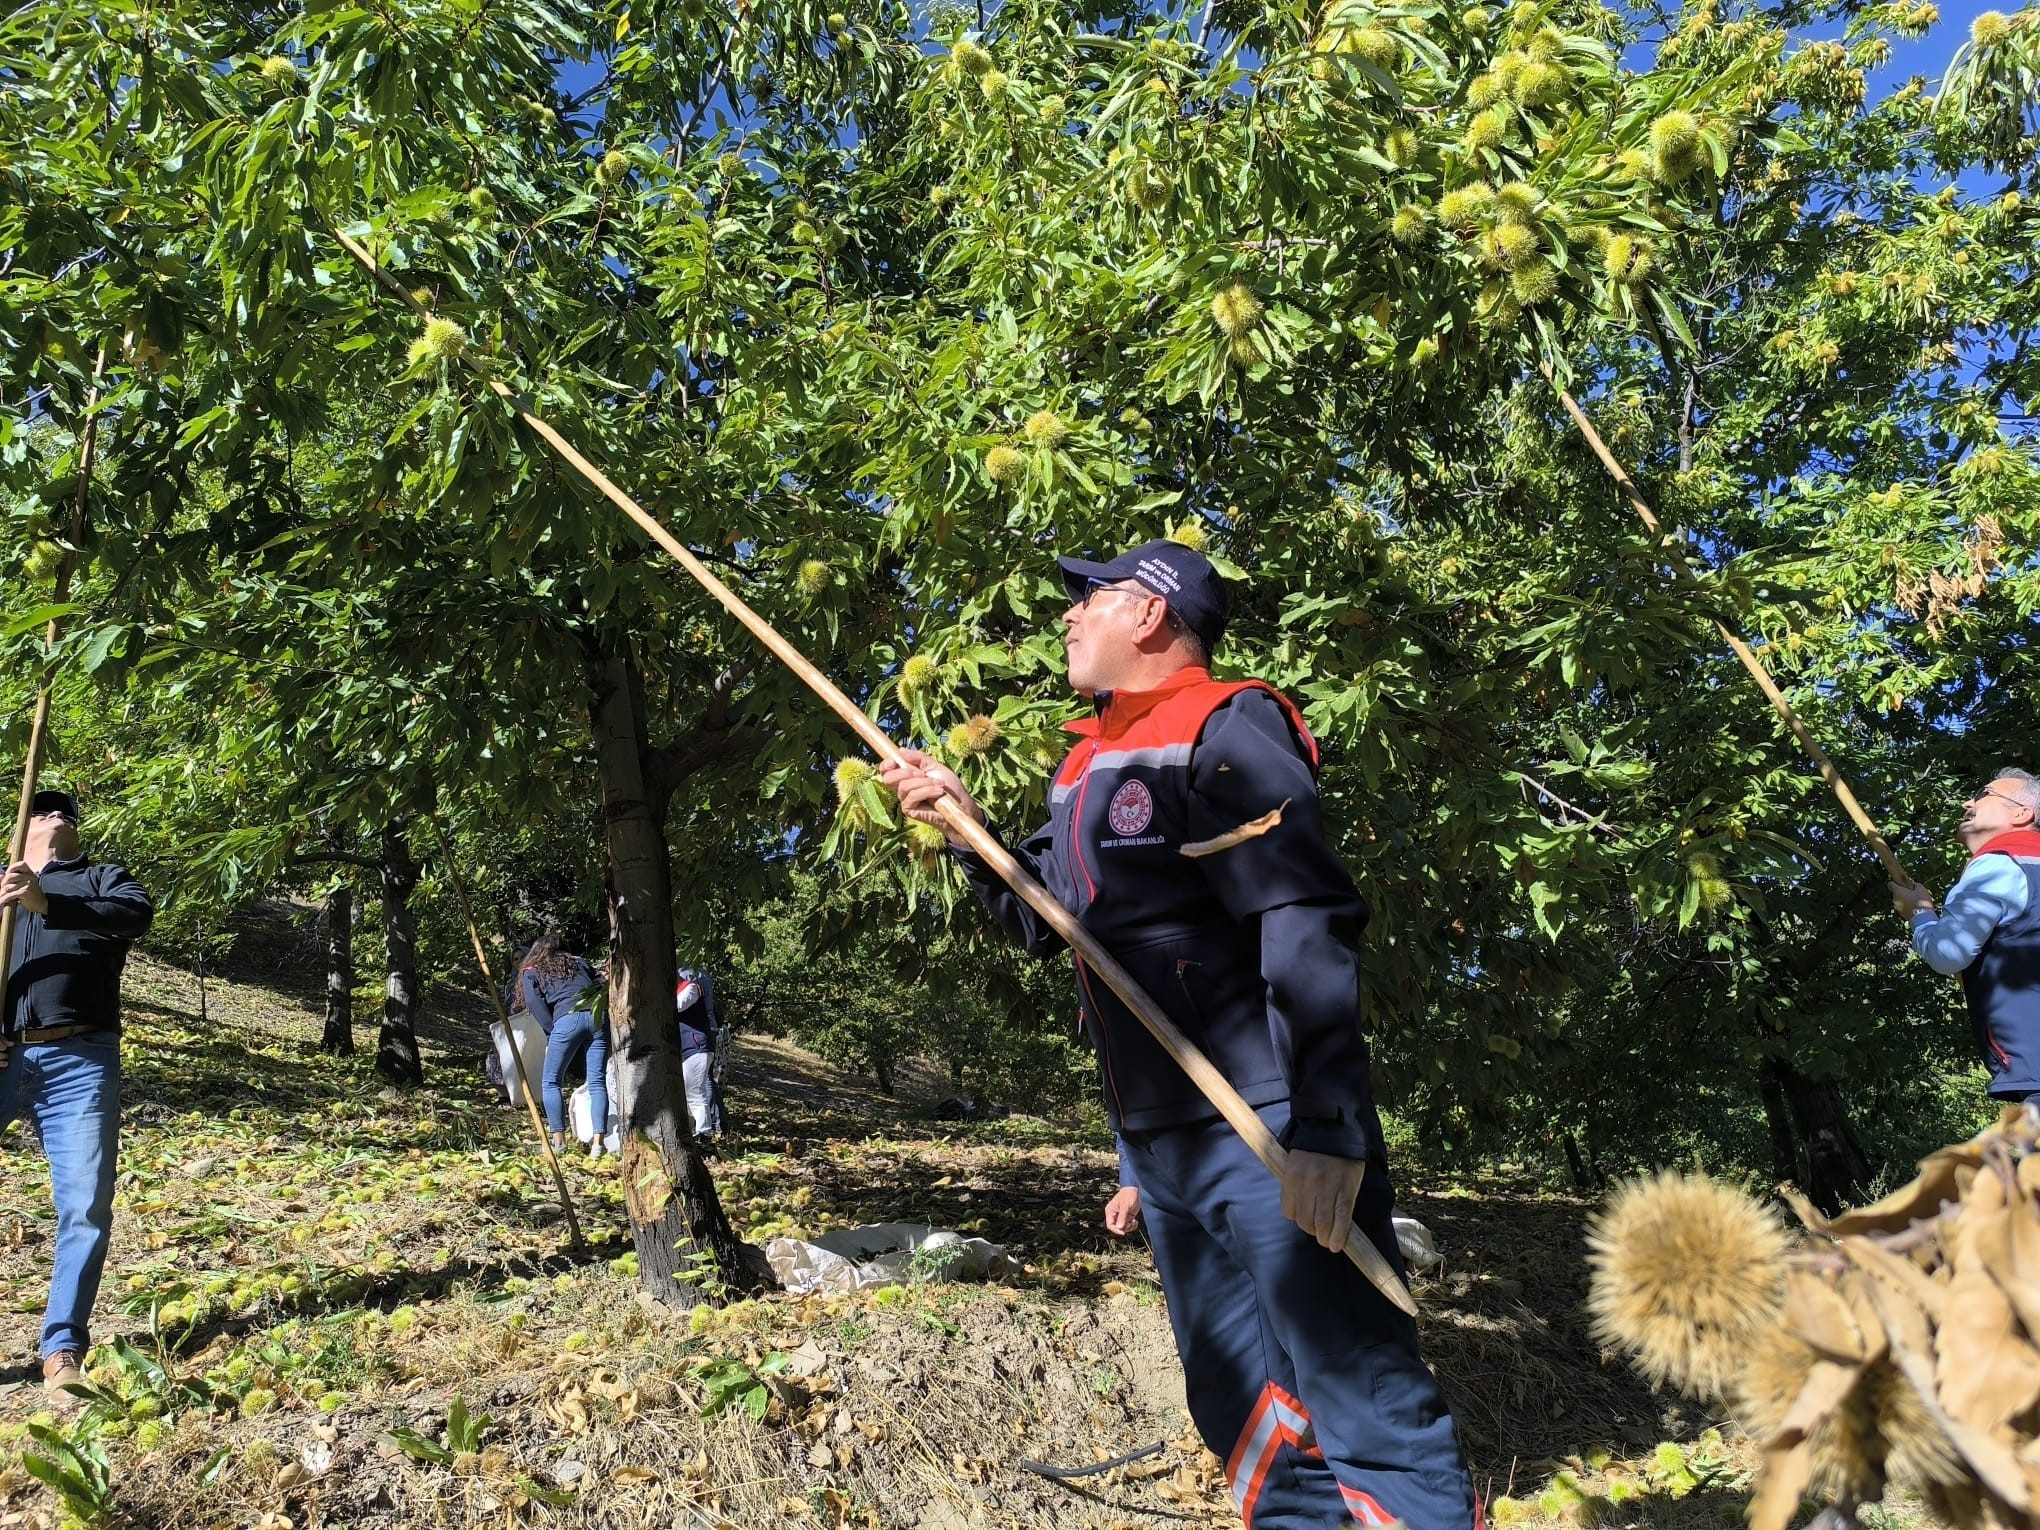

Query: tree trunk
left=1744, top=878, right=1885, bottom=1212
left=1760, top=1055, right=1875, bottom=1215
left=1560, top=1129, right=1604, bottom=1193
left=322, top=886, right=354, bottom=1057
left=376, top=820, right=425, bottom=1085
left=588, top=631, right=758, bottom=1303
left=1756, top=1060, right=1798, bottom=1188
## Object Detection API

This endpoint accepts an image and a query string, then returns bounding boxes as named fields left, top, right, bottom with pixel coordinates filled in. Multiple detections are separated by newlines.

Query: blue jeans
left=541, top=1009, right=607, bottom=1137
left=0, top=1032, right=121, bottom=1360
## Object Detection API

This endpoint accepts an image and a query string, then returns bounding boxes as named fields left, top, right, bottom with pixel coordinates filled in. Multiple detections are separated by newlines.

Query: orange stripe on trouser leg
left=1338, top=1477, right=1484, bottom=1528
left=1225, top=1383, right=1280, bottom=1487
left=1339, top=1483, right=1399, bottom=1525
left=1231, top=1383, right=1315, bottom=1526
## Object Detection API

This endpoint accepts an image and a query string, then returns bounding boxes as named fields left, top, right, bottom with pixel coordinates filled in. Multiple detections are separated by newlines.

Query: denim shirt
left=519, top=959, right=598, bottom=1035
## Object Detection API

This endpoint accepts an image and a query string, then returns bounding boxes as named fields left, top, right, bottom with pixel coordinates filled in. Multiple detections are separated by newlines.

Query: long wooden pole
left=427, top=817, right=589, bottom=1257
left=329, top=229, right=1415, bottom=1317
left=1542, top=363, right=1914, bottom=889
left=1, top=363, right=105, bottom=1000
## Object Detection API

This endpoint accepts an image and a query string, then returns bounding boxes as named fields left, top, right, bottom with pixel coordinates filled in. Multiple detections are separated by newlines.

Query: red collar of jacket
left=1062, top=667, right=1218, bottom=741
left=1971, top=829, right=2040, bottom=862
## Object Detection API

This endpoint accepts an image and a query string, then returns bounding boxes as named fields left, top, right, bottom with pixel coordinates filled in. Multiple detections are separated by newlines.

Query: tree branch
left=644, top=724, right=768, bottom=814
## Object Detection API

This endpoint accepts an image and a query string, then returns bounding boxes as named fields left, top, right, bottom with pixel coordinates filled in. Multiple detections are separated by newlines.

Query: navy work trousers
left=1124, top=1104, right=1477, bottom=1530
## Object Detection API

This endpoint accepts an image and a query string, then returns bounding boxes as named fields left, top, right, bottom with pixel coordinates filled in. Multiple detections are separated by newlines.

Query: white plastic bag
left=1393, top=1214, right=1442, bottom=1270
left=567, top=1054, right=623, bottom=1155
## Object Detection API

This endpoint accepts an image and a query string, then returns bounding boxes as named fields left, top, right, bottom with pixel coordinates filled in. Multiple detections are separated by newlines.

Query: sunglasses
left=1973, top=785, right=2030, bottom=810
left=1078, top=579, right=1158, bottom=609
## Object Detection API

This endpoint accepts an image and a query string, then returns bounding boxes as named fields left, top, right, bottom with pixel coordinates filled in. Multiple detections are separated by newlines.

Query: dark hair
left=522, top=933, right=577, bottom=981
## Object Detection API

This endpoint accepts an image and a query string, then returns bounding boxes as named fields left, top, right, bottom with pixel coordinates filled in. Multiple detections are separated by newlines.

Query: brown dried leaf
left=1966, top=1158, right=2010, bottom=1217
left=1938, top=1197, right=2040, bottom=1434
left=1839, top=1271, right=1891, bottom=1365
left=1817, top=1131, right=1991, bottom=1238
left=1842, top=1233, right=1947, bottom=1325
left=1180, top=802, right=1288, bottom=858
left=1778, top=1358, right=1868, bottom=1442
left=1999, top=1198, right=2040, bottom=1339
left=1781, top=1271, right=1869, bottom=1362
left=1853, top=1261, right=2034, bottom=1511
left=1749, top=1435, right=1817, bottom=1530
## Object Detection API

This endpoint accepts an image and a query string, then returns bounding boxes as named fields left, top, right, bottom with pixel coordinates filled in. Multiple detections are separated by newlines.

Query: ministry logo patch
left=1106, top=780, right=1154, bottom=837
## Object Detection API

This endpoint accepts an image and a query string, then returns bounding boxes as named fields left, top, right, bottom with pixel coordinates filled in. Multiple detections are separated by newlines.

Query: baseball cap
left=30, top=789, right=79, bottom=824
left=1058, top=539, right=1228, bottom=652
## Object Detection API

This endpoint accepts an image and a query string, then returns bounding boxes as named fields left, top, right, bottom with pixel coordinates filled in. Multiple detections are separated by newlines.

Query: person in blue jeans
left=0, top=790, right=154, bottom=1398
left=519, top=936, right=608, bottom=1160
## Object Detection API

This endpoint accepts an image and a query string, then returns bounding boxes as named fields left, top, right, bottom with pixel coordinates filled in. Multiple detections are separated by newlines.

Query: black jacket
left=954, top=671, right=1381, bottom=1161
left=4, top=857, right=155, bottom=1035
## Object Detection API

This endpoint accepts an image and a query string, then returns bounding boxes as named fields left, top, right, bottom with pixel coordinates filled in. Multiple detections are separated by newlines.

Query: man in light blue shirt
left=1893, top=768, right=2040, bottom=1101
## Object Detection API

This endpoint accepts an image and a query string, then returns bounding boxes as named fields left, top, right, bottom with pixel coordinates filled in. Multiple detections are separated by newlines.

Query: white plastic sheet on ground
left=766, top=1223, right=1020, bottom=1296
left=766, top=1215, right=1435, bottom=1296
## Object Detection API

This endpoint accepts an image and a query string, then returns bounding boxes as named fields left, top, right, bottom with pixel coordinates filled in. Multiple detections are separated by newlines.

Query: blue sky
left=1873, top=0, right=2000, bottom=96
left=554, top=0, right=2003, bottom=116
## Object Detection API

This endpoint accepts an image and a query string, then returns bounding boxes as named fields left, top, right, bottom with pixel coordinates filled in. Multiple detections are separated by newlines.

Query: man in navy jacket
left=1893, top=767, right=2040, bottom=1100
left=883, top=542, right=1474, bottom=1530
left=0, top=790, right=153, bottom=1397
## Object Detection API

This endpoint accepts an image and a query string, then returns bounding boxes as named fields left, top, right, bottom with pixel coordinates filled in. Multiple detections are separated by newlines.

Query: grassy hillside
left=0, top=921, right=1908, bottom=1529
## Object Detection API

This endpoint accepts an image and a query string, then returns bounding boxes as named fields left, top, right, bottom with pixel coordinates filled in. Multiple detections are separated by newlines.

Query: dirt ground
left=0, top=915, right=1901, bottom=1529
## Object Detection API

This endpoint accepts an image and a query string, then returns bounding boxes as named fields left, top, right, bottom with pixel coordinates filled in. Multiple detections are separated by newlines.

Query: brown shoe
left=41, top=1351, right=84, bottom=1397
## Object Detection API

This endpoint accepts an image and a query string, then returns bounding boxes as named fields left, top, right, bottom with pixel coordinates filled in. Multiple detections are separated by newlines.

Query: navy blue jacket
left=676, top=968, right=719, bottom=1057
left=4, top=857, right=154, bottom=1035
left=520, top=959, right=597, bottom=1035
left=1960, top=849, right=2040, bottom=1099
left=955, top=669, right=1381, bottom=1160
